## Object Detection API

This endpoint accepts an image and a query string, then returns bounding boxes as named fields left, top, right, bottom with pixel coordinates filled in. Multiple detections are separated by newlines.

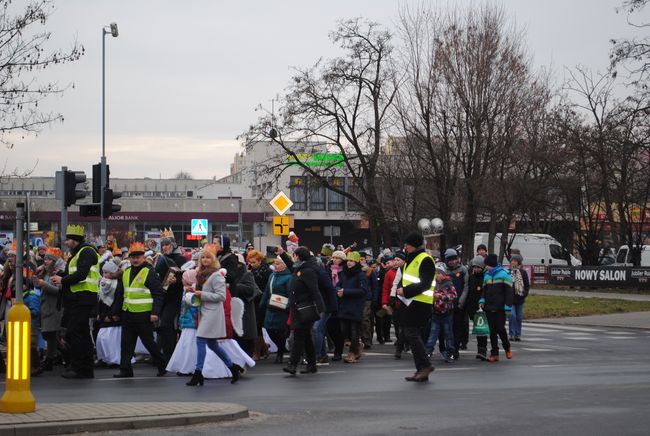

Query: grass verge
left=524, top=295, right=650, bottom=319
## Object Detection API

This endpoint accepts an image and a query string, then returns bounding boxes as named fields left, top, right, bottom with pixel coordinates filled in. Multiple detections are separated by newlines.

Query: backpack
left=433, top=281, right=457, bottom=314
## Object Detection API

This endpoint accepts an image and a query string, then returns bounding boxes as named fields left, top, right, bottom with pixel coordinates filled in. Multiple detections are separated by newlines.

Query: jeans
left=486, top=311, right=510, bottom=356
left=196, top=337, right=232, bottom=371
left=509, top=304, right=524, bottom=337
left=313, top=312, right=331, bottom=359
left=402, top=326, right=432, bottom=371
left=426, top=313, right=455, bottom=355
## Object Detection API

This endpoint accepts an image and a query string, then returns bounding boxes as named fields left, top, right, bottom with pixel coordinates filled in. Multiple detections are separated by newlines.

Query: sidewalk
left=531, top=288, right=650, bottom=302
left=0, top=402, right=248, bottom=436
left=533, top=311, right=650, bottom=330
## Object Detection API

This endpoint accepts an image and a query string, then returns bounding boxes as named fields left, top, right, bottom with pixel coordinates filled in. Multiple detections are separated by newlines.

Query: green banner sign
left=287, top=153, right=345, bottom=167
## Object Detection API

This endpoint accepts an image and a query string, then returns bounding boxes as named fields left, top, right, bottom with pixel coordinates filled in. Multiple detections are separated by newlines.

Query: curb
left=0, top=404, right=248, bottom=436
left=527, top=320, right=650, bottom=331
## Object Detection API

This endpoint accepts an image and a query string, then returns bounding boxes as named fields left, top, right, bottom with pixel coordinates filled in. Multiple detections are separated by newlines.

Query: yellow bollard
left=0, top=302, right=36, bottom=413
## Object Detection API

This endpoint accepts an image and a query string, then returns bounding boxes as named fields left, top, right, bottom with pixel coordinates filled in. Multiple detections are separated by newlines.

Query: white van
left=474, top=233, right=581, bottom=266
left=615, top=245, right=650, bottom=267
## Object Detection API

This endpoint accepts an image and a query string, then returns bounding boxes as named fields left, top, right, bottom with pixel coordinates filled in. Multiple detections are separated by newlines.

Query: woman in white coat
left=186, top=251, right=243, bottom=386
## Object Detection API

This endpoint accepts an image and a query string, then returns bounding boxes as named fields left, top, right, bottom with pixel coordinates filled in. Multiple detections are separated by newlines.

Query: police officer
left=113, top=242, right=167, bottom=378
left=51, top=224, right=100, bottom=379
left=395, top=232, right=436, bottom=382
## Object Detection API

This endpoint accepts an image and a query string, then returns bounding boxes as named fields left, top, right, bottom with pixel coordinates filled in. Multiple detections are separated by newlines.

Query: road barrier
left=549, top=266, right=650, bottom=288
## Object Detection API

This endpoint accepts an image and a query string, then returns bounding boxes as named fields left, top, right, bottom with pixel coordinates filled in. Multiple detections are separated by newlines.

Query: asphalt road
left=17, top=322, right=650, bottom=436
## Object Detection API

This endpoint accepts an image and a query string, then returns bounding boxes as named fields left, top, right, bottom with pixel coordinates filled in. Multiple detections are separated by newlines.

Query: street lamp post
left=100, top=23, right=118, bottom=239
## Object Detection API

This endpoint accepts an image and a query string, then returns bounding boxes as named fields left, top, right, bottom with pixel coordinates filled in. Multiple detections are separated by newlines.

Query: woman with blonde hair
left=186, top=250, right=243, bottom=386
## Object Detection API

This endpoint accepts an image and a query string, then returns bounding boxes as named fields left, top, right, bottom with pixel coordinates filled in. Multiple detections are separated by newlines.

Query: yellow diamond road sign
left=270, top=191, right=293, bottom=215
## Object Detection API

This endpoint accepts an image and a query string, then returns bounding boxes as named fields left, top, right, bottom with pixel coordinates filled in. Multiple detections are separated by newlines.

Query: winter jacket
left=382, top=268, right=397, bottom=306
left=362, top=266, right=379, bottom=303
left=335, top=264, right=368, bottom=322
left=289, top=257, right=325, bottom=329
left=510, top=267, right=530, bottom=305
left=447, top=263, right=468, bottom=309
left=196, top=269, right=227, bottom=339
left=259, top=268, right=293, bottom=330
left=154, top=251, right=187, bottom=306
left=401, top=248, right=435, bottom=328
left=218, top=249, right=239, bottom=286
left=179, top=290, right=200, bottom=330
left=433, top=276, right=457, bottom=315
left=230, top=264, right=258, bottom=340
left=466, top=271, right=485, bottom=315
left=39, top=261, right=64, bottom=332
left=481, top=265, right=514, bottom=312
left=251, top=262, right=272, bottom=296
left=317, top=267, right=338, bottom=314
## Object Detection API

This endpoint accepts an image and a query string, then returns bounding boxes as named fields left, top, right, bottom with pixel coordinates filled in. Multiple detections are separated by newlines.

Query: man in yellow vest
left=113, top=242, right=167, bottom=378
left=395, top=232, right=436, bottom=382
left=51, top=224, right=100, bottom=379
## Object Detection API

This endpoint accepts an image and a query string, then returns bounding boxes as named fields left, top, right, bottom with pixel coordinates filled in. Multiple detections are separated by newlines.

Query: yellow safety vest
left=402, top=252, right=435, bottom=305
left=68, top=246, right=100, bottom=294
left=122, top=267, right=153, bottom=313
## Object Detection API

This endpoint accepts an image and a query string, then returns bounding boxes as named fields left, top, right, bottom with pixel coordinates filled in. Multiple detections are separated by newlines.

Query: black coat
left=155, top=251, right=187, bottom=306
left=289, top=257, right=325, bottom=329
left=512, top=268, right=530, bottom=306
left=113, top=263, right=165, bottom=319
left=466, top=271, right=485, bottom=315
left=218, top=249, right=239, bottom=286
left=230, top=263, right=258, bottom=340
left=400, top=248, right=435, bottom=328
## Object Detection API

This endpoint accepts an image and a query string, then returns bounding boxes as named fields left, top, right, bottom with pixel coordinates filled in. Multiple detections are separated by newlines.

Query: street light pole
left=101, top=23, right=118, bottom=239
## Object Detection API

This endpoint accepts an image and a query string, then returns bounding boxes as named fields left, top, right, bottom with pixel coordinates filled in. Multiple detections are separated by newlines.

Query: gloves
left=505, top=305, right=512, bottom=316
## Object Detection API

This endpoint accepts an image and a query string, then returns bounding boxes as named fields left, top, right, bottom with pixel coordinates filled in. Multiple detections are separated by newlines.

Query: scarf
left=99, top=278, right=118, bottom=307
left=330, top=263, right=343, bottom=287
left=512, top=268, right=524, bottom=296
left=196, top=266, right=217, bottom=291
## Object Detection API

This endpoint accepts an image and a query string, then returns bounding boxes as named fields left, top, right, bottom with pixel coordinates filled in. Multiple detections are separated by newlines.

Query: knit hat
left=477, top=244, right=487, bottom=252
left=470, top=255, right=485, bottom=269
left=435, top=262, right=448, bottom=275
left=444, top=248, right=458, bottom=260
left=485, top=254, right=498, bottom=267
left=404, top=232, right=424, bottom=248
left=511, top=254, right=524, bottom=265
left=394, top=250, right=407, bottom=261
left=275, top=255, right=286, bottom=266
left=332, top=250, right=347, bottom=261
left=102, top=261, right=118, bottom=274
left=321, top=244, right=333, bottom=257
left=347, top=251, right=361, bottom=263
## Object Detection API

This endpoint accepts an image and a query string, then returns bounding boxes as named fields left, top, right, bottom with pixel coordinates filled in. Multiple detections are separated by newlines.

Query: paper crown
left=160, top=228, right=175, bottom=239
left=203, top=244, right=218, bottom=255
left=66, top=224, right=85, bottom=238
left=112, top=247, right=122, bottom=255
left=128, top=242, right=146, bottom=256
left=45, top=247, right=62, bottom=259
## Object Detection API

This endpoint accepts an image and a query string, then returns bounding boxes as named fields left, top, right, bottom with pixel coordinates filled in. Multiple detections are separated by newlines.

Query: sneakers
left=476, top=350, right=488, bottom=361
left=316, top=356, right=330, bottom=366
left=506, top=350, right=513, bottom=360
left=487, top=355, right=499, bottom=362
left=514, top=336, right=521, bottom=342
left=331, top=354, right=342, bottom=362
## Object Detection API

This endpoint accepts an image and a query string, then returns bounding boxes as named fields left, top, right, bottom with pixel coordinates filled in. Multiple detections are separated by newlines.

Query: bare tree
left=242, top=18, right=398, bottom=254
left=174, top=171, right=193, bottom=180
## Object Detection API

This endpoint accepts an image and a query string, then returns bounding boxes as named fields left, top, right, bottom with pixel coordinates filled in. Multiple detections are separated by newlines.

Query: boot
left=506, top=350, right=513, bottom=360
left=300, top=365, right=317, bottom=374
left=186, top=370, right=204, bottom=386
left=343, top=352, right=357, bottom=364
left=354, top=342, right=365, bottom=359
left=488, top=355, right=499, bottom=362
left=412, top=366, right=434, bottom=382
left=405, top=372, right=419, bottom=381
left=274, top=352, right=284, bottom=364
left=229, top=363, right=243, bottom=384
left=259, top=336, right=270, bottom=359
left=112, top=369, right=133, bottom=378
left=282, top=364, right=297, bottom=375
left=476, top=348, right=488, bottom=361
left=252, top=337, right=261, bottom=361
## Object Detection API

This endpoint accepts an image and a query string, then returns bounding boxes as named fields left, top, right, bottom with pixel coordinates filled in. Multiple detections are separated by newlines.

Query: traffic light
left=102, top=188, right=122, bottom=218
left=79, top=204, right=101, bottom=217
left=63, top=170, right=87, bottom=207
left=92, top=163, right=102, bottom=203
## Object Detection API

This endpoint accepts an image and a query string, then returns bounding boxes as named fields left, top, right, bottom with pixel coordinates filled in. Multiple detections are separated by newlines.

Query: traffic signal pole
left=56, top=166, right=68, bottom=246
left=100, top=25, right=107, bottom=239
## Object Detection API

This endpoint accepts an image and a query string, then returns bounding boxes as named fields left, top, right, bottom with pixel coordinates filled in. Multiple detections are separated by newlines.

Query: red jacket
left=382, top=268, right=397, bottom=306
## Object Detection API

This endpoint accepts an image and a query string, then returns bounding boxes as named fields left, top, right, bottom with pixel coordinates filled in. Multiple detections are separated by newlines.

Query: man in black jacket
left=113, top=242, right=167, bottom=378
left=154, top=234, right=187, bottom=364
left=51, top=224, right=99, bottom=379
left=396, top=232, right=435, bottom=382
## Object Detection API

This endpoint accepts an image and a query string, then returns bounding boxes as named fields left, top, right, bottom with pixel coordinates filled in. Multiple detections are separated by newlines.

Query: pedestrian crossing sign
left=191, top=219, right=208, bottom=236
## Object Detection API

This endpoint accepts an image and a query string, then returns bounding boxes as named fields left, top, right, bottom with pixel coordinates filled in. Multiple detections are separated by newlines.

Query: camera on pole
left=63, top=170, right=87, bottom=207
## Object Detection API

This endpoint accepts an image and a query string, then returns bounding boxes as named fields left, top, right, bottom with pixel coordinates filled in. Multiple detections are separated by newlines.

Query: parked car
left=615, top=245, right=650, bottom=267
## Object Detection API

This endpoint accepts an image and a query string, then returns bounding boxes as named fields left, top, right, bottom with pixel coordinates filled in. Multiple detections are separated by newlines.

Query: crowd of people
left=0, top=225, right=530, bottom=384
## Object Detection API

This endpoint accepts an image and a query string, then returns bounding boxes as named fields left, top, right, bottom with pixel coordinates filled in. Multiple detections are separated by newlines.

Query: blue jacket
left=179, top=290, right=200, bottom=330
left=481, top=265, right=514, bottom=312
left=259, top=269, right=293, bottom=330
left=317, top=267, right=338, bottom=314
left=336, top=264, right=368, bottom=321
left=24, top=288, right=41, bottom=323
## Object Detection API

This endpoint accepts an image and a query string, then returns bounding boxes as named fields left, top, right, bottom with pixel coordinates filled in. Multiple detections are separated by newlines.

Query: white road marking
left=603, top=336, right=635, bottom=340
left=521, top=348, right=549, bottom=352
left=524, top=323, right=606, bottom=333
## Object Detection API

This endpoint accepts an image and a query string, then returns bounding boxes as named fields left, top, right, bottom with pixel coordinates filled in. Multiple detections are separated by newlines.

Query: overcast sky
left=4, top=0, right=645, bottom=180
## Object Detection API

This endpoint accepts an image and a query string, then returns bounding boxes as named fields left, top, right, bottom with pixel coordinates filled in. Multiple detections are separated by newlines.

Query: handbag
left=268, top=275, right=289, bottom=310
left=472, top=309, right=490, bottom=336
left=296, top=300, right=320, bottom=324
